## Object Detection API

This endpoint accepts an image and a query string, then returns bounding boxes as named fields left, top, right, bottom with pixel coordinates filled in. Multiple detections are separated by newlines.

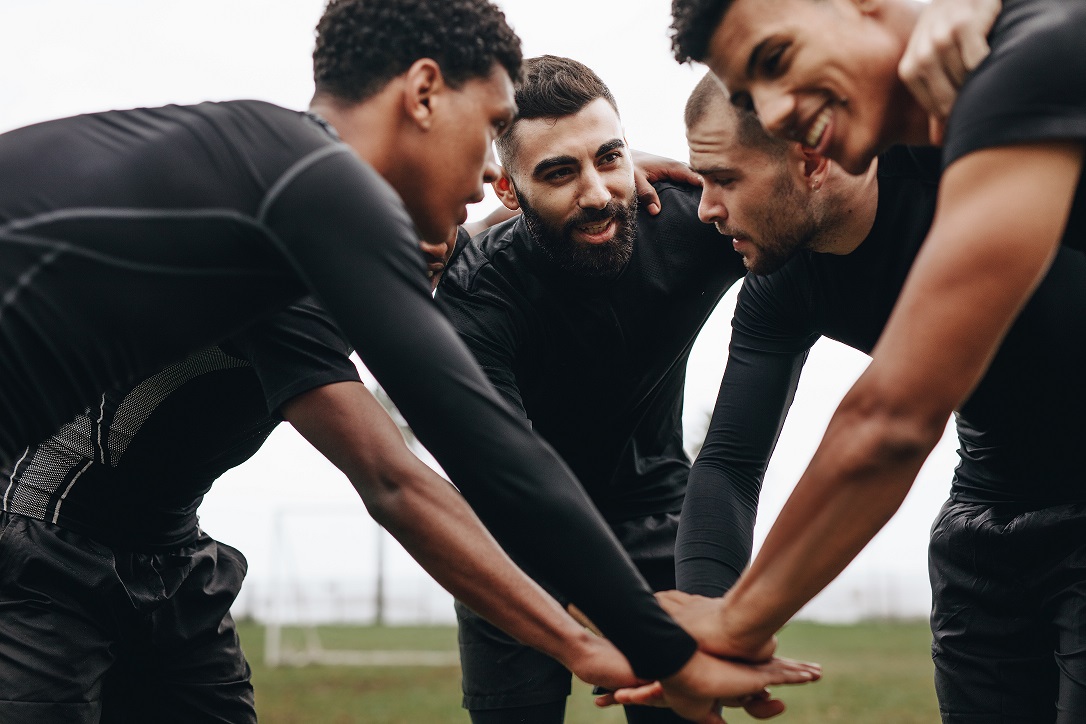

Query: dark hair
left=495, top=55, right=619, bottom=168
left=670, top=0, right=732, bottom=64
left=313, top=0, right=522, bottom=103
left=685, top=73, right=789, bottom=156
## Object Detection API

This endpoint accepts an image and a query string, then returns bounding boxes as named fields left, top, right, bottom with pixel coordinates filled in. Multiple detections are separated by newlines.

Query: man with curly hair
left=0, top=1, right=819, bottom=722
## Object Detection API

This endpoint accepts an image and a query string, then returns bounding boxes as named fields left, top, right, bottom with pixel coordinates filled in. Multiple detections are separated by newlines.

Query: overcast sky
left=0, top=0, right=956, bottom=621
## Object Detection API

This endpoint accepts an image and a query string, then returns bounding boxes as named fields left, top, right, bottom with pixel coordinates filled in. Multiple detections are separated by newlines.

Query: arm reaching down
left=282, top=380, right=640, bottom=690
left=705, top=142, right=1085, bottom=659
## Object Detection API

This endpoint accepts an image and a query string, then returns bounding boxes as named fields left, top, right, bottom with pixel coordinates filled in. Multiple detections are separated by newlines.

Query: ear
left=799, top=146, right=831, bottom=192
left=849, top=0, right=882, bottom=16
left=493, top=170, right=521, bottom=211
left=401, top=58, right=446, bottom=131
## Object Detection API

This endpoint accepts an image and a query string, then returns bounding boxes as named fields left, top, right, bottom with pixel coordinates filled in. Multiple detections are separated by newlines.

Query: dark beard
left=518, top=191, right=637, bottom=279
left=729, top=171, right=818, bottom=276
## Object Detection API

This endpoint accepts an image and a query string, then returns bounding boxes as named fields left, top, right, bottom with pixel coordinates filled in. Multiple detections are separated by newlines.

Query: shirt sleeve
left=260, top=148, right=696, bottom=679
left=943, top=0, right=1086, bottom=168
left=676, top=273, right=816, bottom=597
left=225, top=296, right=360, bottom=416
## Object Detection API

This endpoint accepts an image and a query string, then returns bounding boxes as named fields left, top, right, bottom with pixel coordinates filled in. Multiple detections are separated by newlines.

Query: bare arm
left=708, top=141, right=1084, bottom=655
left=280, top=379, right=638, bottom=689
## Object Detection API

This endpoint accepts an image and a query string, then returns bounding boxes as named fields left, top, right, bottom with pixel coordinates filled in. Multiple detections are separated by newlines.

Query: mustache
left=566, top=201, right=624, bottom=229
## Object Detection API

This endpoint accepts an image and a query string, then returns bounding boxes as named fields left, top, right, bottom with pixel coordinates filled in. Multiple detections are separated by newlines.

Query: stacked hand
left=570, top=593, right=820, bottom=723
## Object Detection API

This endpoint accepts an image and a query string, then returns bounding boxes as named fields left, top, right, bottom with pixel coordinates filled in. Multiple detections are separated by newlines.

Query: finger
left=594, top=692, right=618, bottom=708
left=611, top=682, right=666, bottom=706
left=929, top=114, right=946, bottom=146
left=634, top=169, right=661, bottom=216
left=956, top=26, right=991, bottom=72
left=742, top=697, right=786, bottom=720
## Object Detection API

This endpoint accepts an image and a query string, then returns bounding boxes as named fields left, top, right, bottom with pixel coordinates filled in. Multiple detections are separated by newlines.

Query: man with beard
left=436, top=56, right=748, bottom=724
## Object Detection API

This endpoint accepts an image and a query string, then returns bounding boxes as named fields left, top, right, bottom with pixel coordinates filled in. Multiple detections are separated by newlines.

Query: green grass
left=238, top=620, right=938, bottom=723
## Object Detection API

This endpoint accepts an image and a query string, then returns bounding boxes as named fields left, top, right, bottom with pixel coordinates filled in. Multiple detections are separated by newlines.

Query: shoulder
left=440, top=216, right=527, bottom=295
left=945, top=0, right=1086, bottom=166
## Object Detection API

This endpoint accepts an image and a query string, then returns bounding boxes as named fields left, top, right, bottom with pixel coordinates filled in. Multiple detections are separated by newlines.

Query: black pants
left=0, top=512, right=255, bottom=724
left=929, top=499, right=1086, bottom=723
left=456, top=511, right=688, bottom=724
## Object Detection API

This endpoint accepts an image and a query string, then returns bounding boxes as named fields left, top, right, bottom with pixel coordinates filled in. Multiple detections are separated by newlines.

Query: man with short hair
left=627, top=72, right=1086, bottom=722
left=437, top=55, right=751, bottom=724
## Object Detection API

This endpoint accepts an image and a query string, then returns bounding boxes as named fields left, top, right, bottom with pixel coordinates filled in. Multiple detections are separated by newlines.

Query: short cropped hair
left=685, top=73, right=789, bottom=157
left=313, top=0, right=522, bottom=103
left=670, top=0, right=733, bottom=64
left=495, top=55, right=619, bottom=169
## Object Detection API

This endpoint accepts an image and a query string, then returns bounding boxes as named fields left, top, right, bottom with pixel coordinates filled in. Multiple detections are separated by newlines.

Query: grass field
left=238, top=619, right=939, bottom=723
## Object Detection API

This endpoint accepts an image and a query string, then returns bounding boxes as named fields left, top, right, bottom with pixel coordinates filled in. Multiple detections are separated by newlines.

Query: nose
left=482, top=145, right=501, bottom=185
left=698, top=188, right=727, bottom=226
left=578, top=167, right=610, bottom=210
left=751, top=85, right=797, bottom=141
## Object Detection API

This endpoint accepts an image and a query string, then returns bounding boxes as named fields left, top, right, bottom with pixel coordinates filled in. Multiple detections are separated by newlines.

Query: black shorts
left=0, top=512, right=255, bottom=724
left=455, top=511, right=687, bottom=723
left=929, top=499, right=1086, bottom=724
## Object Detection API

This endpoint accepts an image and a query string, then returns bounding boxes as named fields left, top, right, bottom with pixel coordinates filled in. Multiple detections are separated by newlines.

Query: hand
left=897, top=0, right=999, bottom=143
left=655, top=590, right=777, bottom=662
left=597, top=650, right=821, bottom=723
left=565, top=629, right=648, bottom=692
left=631, top=148, right=702, bottom=216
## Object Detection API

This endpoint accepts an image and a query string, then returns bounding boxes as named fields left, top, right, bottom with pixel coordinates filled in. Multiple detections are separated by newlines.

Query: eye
left=493, top=119, right=509, bottom=135
left=730, top=92, right=754, bottom=112
left=761, top=43, right=789, bottom=76
left=544, top=167, right=574, bottom=182
left=599, top=151, right=622, bottom=166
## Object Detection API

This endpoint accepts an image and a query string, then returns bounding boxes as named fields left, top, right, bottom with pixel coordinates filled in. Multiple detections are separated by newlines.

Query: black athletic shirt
left=0, top=101, right=693, bottom=678
left=0, top=298, right=358, bottom=549
left=943, top=0, right=1086, bottom=252
left=437, top=183, right=744, bottom=524
left=675, top=146, right=1086, bottom=597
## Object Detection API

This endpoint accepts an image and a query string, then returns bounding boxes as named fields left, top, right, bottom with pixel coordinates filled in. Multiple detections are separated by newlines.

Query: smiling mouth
left=575, top=217, right=616, bottom=243
left=804, top=106, right=832, bottom=149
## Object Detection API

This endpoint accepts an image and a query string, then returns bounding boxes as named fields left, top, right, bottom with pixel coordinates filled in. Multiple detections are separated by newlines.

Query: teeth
left=579, top=218, right=612, bottom=235
left=805, top=107, right=832, bottom=148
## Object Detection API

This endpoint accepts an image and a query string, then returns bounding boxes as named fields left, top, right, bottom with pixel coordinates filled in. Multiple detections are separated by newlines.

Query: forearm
left=283, top=381, right=634, bottom=683
left=366, top=454, right=607, bottom=671
left=719, top=376, right=943, bottom=648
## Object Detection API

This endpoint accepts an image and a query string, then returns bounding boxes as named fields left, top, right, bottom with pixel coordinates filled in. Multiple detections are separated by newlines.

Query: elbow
left=350, top=454, right=416, bottom=529
left=832, top=379, right=949, bottom=478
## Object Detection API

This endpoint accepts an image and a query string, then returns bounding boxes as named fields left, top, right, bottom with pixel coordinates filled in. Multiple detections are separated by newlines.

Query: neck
left=815, top=158, right=881, bottom=255
left=308, top=91, right=400, bottom=178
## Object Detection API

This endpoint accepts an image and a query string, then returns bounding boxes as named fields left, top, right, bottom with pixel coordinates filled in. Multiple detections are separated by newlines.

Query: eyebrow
left=689, top=166, right=735, bottom=176
left=532, top=138, right=626, bottom=177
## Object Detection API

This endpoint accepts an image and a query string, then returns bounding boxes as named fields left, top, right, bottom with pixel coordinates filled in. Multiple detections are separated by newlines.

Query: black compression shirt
left=437, top=183, right=745, bottom=523
left=0, top=298, right=358, bottom=549
left=943, top=0, right=1086, bottom=252
left=676, top=146, right=1086, bottom=597
left=0, top=101, right=693, bottom=678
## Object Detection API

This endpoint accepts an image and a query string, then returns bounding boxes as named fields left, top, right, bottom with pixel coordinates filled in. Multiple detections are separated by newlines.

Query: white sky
left=0, top=0, right=957, bottom=621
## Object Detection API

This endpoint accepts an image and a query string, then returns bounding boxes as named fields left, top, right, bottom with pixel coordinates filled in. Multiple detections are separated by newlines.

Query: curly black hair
left=313, top=0, right=522, bottom=103
left=670, top=0, right=732, bottom=64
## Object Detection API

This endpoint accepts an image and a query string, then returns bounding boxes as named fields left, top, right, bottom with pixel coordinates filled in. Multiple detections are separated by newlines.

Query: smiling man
left=436, top=55, right=751, bottom=724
